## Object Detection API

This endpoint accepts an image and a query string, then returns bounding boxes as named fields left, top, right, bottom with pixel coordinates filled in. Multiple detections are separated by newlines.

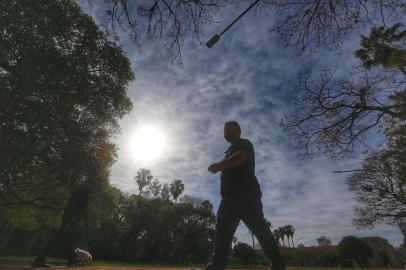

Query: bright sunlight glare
left=129, top=126, right=165, bottom=162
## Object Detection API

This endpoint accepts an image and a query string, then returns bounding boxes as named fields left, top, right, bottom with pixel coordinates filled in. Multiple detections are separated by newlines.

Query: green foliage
left=88, top=185, right=121, bottom=229
left=232, top=242, right=257, bottom=265
left=134, top=169, right=154, bottom=196
left=145, top=178, right=162, bottom=198
left=356, top=23, right=406, bottom=74
left=277, top=247, right=340, bottom=267
left=178, top=194, right=204, bottom=208
left=160, top=184, right=171, bottom=202
left=155, top=203, right=216, bottom=264
left=0, top=0, right=133, bottom=228
left=201, top=200, right=214, bottom=210
left=272, top=225, right=295, bottom=248
left=88, top=193, right=216, bottom=263
left=170, top=179, right=185, bottom=202
left=397, top=240, right=406, bottom=266
left=0, top=188, right=217, bottom=264
left=338, top=236, right=373, bottom=268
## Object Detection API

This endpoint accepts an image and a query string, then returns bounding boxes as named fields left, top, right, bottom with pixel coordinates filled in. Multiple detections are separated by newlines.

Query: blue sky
left=78, top=1, right=403, bottom=247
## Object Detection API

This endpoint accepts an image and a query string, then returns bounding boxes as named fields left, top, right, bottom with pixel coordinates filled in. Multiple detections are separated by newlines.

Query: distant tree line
left=231, top=235, right=374, bottom=268
left=0, top=170, right=217, bottom=264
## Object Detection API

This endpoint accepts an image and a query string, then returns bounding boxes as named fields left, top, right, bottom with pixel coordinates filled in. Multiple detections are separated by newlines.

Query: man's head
left=224, top=121, right=241, bottom=143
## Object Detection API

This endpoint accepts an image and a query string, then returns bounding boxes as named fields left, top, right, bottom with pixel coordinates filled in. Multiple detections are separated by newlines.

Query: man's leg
left=31, top=228, right=62, bottom=267
left=32, top=217, right=77, bottom=267
left=204, top=199, right=240, bottom=270
left=241, top=197, right=285, bottom=270
left=60, top=217, right=79, bottom=267
left=31, top=236, right=53, bottom=266
left=63, top=234, right=75, bottom=267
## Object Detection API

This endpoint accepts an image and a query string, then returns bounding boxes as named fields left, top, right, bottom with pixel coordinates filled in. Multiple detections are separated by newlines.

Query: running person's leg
left=204, top=199, right=240, bottom=270
left=241, top=196, right=285, bottom=270
left=31, top=233, right=57, bottom=267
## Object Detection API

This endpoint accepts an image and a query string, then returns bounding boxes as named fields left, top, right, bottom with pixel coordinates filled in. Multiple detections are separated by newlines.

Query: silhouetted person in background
left=204, top=121, right=285, bottom=270
left=31, top=180, right=95, bottom=268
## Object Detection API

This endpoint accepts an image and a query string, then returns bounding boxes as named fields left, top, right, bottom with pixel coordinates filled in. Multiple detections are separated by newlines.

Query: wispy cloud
left=78, top=1, right=402, bottom=247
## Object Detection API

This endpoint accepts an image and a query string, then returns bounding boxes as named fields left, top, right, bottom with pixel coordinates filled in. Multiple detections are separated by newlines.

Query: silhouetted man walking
left=204, top=121, right=285, bottom=270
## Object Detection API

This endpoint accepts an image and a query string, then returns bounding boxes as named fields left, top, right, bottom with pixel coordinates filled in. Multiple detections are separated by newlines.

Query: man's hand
left=208, top=163, right=222, bottom=174
left=208, top=151, right=249, bottom=174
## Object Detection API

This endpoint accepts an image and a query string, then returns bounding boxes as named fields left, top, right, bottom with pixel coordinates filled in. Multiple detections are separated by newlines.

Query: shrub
left=338, top=236, right=373, bottom=268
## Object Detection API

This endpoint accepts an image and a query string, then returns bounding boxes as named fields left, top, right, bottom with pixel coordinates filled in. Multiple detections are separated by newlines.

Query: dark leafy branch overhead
left=356, top=22, right=406, bottom=75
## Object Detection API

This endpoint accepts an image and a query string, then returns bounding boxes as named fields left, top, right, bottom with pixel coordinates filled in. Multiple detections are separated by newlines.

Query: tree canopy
left=0, top=0, right=133, bottom=228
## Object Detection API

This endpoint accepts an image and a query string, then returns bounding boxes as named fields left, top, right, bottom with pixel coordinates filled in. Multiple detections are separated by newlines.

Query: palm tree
left=278, top=226, right=286, bottom=247
left=286, top=225, right=295, bottom=248
left=169, top=179, right=184, bottom=202
left=249, top=230, right=255, bottom=248
left=273, top=228, right=281, bottom=247
left=285, top=226, right=292, bottom=248
left=283, top=225, right=295, bottom=248
left=134, top=168, right=153, bottom=196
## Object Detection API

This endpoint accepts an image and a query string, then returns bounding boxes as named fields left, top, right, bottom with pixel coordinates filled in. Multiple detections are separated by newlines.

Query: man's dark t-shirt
left=220, top=138, right=261, bottom=198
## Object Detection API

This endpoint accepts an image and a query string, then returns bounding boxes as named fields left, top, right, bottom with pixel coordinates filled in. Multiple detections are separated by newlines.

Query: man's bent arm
left=216, top=151, right=248, bottom=171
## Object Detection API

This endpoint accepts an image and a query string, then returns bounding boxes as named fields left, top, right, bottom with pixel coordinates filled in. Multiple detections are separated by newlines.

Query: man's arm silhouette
left=208, top=151, right=249, bottom=173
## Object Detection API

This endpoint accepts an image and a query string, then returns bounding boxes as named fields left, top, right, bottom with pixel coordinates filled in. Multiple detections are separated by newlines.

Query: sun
left=129, top=126, right=165, bottom=162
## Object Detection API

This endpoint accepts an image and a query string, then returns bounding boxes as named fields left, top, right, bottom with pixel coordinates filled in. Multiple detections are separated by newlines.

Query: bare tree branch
left=281, top=68, right=405, bottom=159
left=347, top=149, right=406, bottom=228
left=91, top=0, right=227, bottom=63
left=265, top=0, right=405, bottom=52
left=89, top=0, right=405, bottom=62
